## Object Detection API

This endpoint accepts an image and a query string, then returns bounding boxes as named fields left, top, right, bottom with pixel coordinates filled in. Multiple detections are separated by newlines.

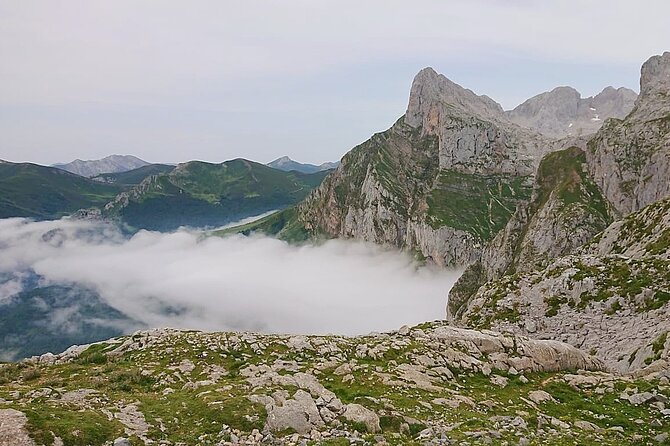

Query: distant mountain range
left=267, top=156, right=340, bottom=173
left=0, top=158, right=330, bottom=228
left=53, top=154, right=150, bottom=177
left=506, top=85, right=637, bottom=138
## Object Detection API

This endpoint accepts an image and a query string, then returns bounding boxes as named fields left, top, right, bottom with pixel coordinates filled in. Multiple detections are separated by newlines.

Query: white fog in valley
left=0, top=218, right=462, bottom=335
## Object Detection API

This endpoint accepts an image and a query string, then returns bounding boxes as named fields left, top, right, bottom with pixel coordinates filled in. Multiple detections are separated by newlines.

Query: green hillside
left=91, top=164, right=175, bottom=186
left=0, top=162, right=122, bottom=219
left=105, top=159, right=331, bottom=231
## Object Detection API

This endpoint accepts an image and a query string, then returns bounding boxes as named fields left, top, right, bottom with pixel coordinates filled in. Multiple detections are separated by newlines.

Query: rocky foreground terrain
left=1, top=323, right=669, bottom=445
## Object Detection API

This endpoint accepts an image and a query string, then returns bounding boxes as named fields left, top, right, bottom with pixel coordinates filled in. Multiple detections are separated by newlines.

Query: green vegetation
left=534, top=147, right=610, bottom=225
left=0, top=162, right=122, bottom=219
left=106, top=159, right=330, bottom=231
left=91, top=163, right=175, bottom=185
left=213, top=207, right=314, bottom=242
left=426, top=170, right=532, bottom=241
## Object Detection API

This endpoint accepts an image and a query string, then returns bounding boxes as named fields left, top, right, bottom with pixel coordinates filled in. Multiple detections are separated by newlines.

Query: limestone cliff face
left=296, top=69, right=549, bottom=266
left=507, top=86, right=637, bottom=139
left=457, top=198, right=670, bottom=373
left=586, top=52, right=670, bottom=216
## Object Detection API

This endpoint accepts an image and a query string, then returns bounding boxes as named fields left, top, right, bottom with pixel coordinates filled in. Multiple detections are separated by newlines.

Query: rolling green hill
left=104, top=159, right=331, bottom=231
left=91, top=164, right=175, bottom=186
left=0, top=162, right=122, bottom=219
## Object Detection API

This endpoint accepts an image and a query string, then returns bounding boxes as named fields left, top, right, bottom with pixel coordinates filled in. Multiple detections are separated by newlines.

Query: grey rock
left=0, top=409, right=36, bottom=446
left=528, top=390, right=554, bottom=404
left=587, top=52, right=670, bottom=216
left=262, top=390, right=324, bottom=435
left=342, top=403, right=381, bottom=433
left=507, top=86, right=636, bottom=139
left=53, top=155, right=149, bottom=178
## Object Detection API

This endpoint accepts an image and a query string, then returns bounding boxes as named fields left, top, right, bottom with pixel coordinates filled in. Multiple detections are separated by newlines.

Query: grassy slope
left=91, top=164, right=175, bottom=186
left=0, top=163, right=122, bottom=219
left=107, top=159, right=331, bottom=231
left=426, top=170, right=532, bottom=241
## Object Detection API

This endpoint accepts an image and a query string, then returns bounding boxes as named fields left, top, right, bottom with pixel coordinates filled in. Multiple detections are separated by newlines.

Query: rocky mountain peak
left=405, top=67, right=505, bottom=130
left=53, top=154, right=150, bottom=178
left=640, top=51, right=670, bottom=97
left=629, top=51, right=670, bottom=121
left=506, top=84, right=637, bottom=139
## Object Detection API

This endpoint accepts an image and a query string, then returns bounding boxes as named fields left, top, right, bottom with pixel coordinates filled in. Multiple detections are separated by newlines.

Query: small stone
left=528, top=390, right=554, bottom=404
left=628, top=392, right=655, bottom=405
left=490, top=375, right=509, bottom=388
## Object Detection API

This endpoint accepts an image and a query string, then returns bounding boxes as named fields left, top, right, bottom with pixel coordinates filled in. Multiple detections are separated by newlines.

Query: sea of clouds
left=0, top=217, right=462, bottom=336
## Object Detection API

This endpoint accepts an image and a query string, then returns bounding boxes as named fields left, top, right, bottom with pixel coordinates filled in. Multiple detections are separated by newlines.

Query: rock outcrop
left=449, top=53, right=670, bottom=375
left=0, top=409, right=36, bottom=446
left=448, top=145, right=614, bottom=318
left=586, top=52, right=670, bottom=216
left=458, top=197, right=670, bottom=373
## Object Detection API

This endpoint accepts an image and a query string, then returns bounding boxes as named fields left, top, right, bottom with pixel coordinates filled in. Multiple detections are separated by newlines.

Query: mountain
left=507, top=86, right=637, bottom=138
left=102, top=158, right=330, bottom=231
left=235, top=68, right=639, bottom=266
left=0, top=161, right=122, bottom=219
left=54, top=155, right=150, bottom=178
left=5, top=323, right=665, bottom=445
left=91, top=163, right=175, bottom=186
left=267, top=156, right=340, bottom=174
left=242, top=67, right=554, bottom=266
left=449, top=52, right=670, bottom=374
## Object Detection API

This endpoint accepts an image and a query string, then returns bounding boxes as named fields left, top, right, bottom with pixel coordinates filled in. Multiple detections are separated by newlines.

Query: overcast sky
left=1, top=1, right=668, bottom=165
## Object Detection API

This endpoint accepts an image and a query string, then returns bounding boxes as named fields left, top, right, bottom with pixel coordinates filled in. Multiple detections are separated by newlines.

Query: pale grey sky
left=1, top=0, right=668, bottom=165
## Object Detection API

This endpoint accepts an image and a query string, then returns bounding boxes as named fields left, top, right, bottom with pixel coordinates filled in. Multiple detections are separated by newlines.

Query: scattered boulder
left=528, top=390, right=554, bottom=404
left=342, top=403, right=381, bottom=433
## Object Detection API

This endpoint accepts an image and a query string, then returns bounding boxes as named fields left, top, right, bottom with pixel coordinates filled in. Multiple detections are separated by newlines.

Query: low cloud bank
left=0, top=218, right=462, bottom=335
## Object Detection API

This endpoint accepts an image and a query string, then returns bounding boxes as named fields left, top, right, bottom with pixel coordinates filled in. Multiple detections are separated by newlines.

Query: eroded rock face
left=448, top=146, right=613, bottom=318
left=405, top=67, right=546, bottom=176
left=586, top=52, right=670, bottom=216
